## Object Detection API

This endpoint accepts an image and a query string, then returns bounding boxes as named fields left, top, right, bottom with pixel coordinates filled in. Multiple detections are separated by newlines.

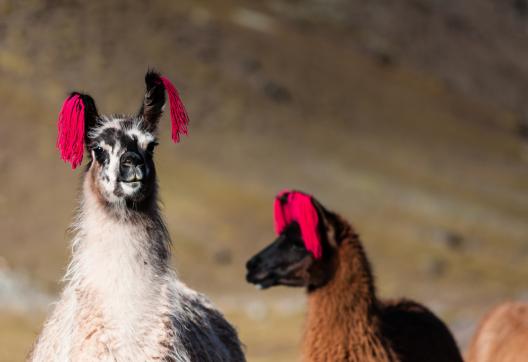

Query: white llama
left=28, top=71, right=245, bottom=362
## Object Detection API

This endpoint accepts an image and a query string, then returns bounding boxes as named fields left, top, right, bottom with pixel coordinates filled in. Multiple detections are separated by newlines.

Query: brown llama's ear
left=139, top=70, right=166, bottom=132
left=310, top=197, right=339, bottom=249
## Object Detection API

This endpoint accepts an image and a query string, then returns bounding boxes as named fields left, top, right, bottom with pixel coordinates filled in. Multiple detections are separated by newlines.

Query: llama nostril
left=121, top=152, right=144, bottom=167
left=135, top=165, right=145, bottom=181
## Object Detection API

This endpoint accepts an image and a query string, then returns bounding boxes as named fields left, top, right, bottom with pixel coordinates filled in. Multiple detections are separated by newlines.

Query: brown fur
left=466, top=302, right=528, bottom=362
left=302, top=214, right=463, bottom=362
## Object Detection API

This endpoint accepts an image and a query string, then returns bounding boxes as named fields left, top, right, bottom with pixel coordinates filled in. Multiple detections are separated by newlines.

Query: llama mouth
left=256, top=278, right=276, bottom=289
left=119, top=181, right=142, bottom=195
left=246, top=270, right=277, bottom=289
left=121, top=181, right=142, bottom=186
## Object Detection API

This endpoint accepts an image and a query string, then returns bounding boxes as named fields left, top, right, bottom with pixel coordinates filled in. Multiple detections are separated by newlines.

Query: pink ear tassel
left=273, top=190, right=323, bottom=259
left=274, top=196, right=287, bottom=235
left=290, top=192, right=322, bottom=259
left=56, top=94, right=85, bottom=169
left=160, top=76, right=189, bottom=143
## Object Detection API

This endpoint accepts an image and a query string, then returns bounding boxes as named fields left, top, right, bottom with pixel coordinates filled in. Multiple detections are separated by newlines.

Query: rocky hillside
left=0, top=1, right=527, bottom=361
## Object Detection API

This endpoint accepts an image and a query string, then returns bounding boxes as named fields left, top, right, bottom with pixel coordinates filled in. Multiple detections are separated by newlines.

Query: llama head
left=56, top=70, right=189, bottom=208
left=246, top=190, right=341, bottom=290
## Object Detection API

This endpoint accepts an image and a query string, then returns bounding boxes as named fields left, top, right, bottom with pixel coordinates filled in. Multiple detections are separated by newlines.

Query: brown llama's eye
left=292, top=238, right=305, bottom=248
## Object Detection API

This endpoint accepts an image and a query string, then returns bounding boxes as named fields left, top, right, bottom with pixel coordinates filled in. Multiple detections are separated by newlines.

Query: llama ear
left=79, top=93, right=99, bottom=140
left=56, top=92, right=99, bottom=169
left=310, top=197, right=339, bottom=249
left=140, top=70, right=166, bottom=132
left=275, top=190, right=323, bottom=259
left=139, top=70, right=189, bottom=142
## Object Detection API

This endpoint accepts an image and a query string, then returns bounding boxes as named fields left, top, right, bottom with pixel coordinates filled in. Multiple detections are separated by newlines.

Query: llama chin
left=120, top=181, right=142, bottom=195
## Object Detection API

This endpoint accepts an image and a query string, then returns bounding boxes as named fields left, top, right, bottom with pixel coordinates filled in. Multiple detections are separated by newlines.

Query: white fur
left=29, top=117, right=245, bottom=362
left=126, top=128, right=155, bottom=149
left=89, top=117, right=126, bottom=139
left=120, top=181, right=141, bottom=196
left=95, top=139, right=122, bottom=203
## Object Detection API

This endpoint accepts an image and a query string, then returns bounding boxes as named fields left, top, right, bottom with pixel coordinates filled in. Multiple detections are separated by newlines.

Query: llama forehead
left=90, top=116, right=155, bottom=149
left=126, top=128, right=155, bottom=148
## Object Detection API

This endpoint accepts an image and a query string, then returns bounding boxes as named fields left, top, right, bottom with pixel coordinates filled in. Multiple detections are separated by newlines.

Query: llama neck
left=303, top=221, right=394, bottom=362
left=66, top=176, right=171, bottom=309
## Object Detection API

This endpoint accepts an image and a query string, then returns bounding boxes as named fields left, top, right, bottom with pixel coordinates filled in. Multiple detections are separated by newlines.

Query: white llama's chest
left=67, top=221, right=178, bottom=360
left=30, top=190, right=243, bottom=362
left=69, top=283, right=176, bottom=361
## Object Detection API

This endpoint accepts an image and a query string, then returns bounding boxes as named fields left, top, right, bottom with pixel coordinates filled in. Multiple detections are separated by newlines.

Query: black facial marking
left=95, top=128, right=119, bottom=150
left=121, top=119, right=135, bottom=131
left=120, top=134, right=140, bottom=155
left=146, top=141, right=158, bottom=155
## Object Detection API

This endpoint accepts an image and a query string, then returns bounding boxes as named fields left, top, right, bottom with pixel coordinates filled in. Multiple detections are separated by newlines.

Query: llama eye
left=146, top=141, right=159, bottom=154
left=292, top=238, right=305, bottom=248
left=93, top=146, right=106, bottom=162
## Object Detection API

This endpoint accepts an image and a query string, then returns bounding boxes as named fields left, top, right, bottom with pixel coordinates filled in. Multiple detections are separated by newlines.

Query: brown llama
left=246, top=190, right=463, bottom=362
left=466, top=301, right=528, bottom=362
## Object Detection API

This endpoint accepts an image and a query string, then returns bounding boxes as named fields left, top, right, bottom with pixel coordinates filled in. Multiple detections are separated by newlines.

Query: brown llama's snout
left=245, top=225, right=318, bottom=289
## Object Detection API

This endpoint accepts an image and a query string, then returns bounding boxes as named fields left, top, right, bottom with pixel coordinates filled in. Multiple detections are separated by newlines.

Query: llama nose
left=120, top=152, right=145, bottom=182
left=246, top=255, right=260, bottom=271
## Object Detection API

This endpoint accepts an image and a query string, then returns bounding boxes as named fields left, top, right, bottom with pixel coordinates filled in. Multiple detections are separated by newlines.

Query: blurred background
left=0, top=0, right=527, bottom=361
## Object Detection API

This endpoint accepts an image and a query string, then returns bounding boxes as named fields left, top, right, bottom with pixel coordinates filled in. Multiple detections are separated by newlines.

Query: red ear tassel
left=56, top=94, right=85, bottom=169
left=290, top=192, right=322, bottom=259
left=274, top=195, right=287, bottom=235
left=160, top=76, right=189, bottom=143
left=273, top=190, right=323, bottom=259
